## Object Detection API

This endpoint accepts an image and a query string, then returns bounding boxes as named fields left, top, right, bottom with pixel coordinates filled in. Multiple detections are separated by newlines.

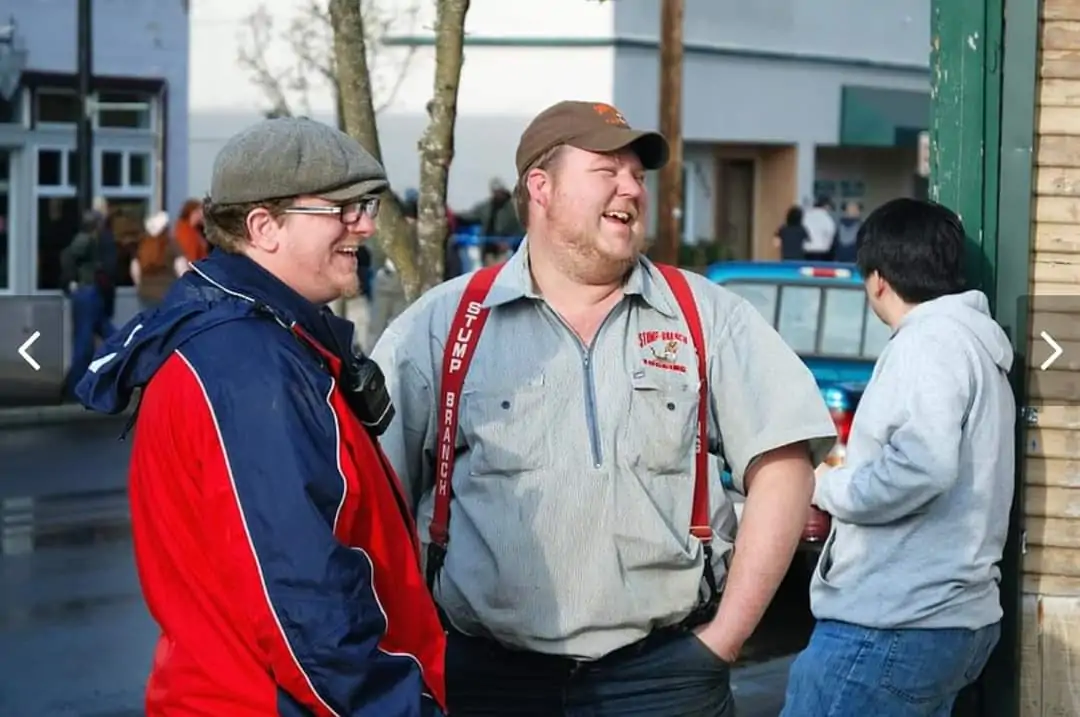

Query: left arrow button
left=18, top=331, right=41, bottom=371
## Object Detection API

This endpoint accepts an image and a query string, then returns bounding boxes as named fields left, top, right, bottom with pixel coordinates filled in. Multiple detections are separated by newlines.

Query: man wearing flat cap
left=372, top=101, right=835, bottom=714
left=74, top=117, right=447, bottom=716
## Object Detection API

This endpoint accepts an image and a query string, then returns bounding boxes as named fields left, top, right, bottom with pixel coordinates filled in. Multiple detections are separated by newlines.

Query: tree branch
left=236, top=5, right=295, bottom=118
left=415, top=0, right=470, bottom=293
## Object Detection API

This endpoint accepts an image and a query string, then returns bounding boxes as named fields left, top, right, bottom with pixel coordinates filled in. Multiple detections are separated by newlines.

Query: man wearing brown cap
left=372, top=101, right=835, bottom=715
left=74, top=117, right=447, bottom=716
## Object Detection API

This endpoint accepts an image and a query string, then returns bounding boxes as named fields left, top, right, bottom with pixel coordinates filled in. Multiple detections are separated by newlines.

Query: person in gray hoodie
left=781, top=197, right=1016, bottom=717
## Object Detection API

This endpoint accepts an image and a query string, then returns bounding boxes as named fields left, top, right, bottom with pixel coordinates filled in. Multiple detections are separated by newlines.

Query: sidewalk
left=0, top=402, right=133, bottom=429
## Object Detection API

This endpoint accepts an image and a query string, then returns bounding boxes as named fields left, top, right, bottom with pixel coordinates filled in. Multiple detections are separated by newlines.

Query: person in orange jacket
left=174, top=198, right=210, bottom=265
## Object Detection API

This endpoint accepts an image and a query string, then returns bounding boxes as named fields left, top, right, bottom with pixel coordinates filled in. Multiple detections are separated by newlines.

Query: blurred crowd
left=773, top=196, right=864, bottom=263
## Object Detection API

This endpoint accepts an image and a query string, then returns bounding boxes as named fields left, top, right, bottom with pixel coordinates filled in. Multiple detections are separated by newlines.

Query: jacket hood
left=899, top=290, right=1014, bottom=372
left=76, top=251, right=360, bottom=414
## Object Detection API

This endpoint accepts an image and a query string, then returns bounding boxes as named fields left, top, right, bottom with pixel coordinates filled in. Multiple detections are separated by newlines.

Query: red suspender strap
left=654, top=264, right=711, bottom=546
left=430, top=265, right=502, bottom=550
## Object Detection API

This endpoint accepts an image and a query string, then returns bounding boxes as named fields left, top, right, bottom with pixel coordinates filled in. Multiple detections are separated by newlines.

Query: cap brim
left=317, top=177, right=389, bottom=202
left=572, top=127, right=670, bottom=170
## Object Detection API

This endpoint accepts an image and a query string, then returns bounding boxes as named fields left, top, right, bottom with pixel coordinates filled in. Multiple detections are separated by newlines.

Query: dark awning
left=840, top=86, right=930, bottom=147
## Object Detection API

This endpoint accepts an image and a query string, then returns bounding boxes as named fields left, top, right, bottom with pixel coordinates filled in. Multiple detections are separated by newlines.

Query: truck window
left=724, top=281, right=892, bottom=359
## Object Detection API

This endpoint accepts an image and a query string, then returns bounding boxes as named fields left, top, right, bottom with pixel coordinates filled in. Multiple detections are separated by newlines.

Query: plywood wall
left=1023, top=0, right=1080, bottom=713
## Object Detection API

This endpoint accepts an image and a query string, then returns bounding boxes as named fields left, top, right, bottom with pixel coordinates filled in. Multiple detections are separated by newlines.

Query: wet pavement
left=0, top=416, right=807, bottom=716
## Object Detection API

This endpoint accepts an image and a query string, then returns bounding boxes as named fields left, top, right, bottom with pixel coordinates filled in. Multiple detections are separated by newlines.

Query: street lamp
left=0, top=16, right=28, bottom=101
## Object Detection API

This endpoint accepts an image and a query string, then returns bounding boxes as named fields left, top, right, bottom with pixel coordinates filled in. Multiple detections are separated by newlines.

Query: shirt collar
left=483, top=237, right=679, bottom=318
left=193, top=250, right=358, bottom=358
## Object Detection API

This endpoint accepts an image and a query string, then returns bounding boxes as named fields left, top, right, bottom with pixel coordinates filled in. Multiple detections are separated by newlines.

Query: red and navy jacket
left=76, top=250, right=446, bottom=717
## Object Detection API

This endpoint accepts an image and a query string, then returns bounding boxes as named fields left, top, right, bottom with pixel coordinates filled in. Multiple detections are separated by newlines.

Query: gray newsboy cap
left=209, top=117, right=389, bottom=205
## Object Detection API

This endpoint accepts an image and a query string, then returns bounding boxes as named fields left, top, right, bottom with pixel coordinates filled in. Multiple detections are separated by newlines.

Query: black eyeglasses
left=283, top=196, right=380, bottom=224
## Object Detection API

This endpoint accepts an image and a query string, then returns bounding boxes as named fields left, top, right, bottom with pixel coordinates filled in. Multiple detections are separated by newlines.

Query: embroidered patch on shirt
left=637, top=329, right=689, bottom=374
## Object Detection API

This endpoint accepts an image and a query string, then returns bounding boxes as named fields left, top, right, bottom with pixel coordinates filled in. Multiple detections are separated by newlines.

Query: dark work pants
left=445, top=626, right=736, bottom=717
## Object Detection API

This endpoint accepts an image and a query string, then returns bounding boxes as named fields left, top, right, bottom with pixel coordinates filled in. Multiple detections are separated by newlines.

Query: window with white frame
left=34, top=89, right=80, bottom=126
left=99, top=149, right=153, bottom=191
left=33, top=146, right=157, bottom=290
left=96, top=91, right=153, bottom=130
left=31, top=87, right=156, bottom=130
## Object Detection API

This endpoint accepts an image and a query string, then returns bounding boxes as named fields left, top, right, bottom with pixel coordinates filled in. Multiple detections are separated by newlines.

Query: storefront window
left=101, top=151, right=123, bottom=188
left=35, top=146, right=154, bottom=290
left=37, top=149, right=63, bottom=186
left=36, top=195, right=79, bottom=291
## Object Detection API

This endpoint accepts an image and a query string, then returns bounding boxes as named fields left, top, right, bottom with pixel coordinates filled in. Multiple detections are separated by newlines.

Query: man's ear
left=245, top=207, right=281, bottom=253
left=526, top=168, right=553, bottom=215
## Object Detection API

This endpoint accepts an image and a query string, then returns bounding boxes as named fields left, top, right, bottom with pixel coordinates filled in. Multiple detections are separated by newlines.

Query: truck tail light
left=799, top=266, right=852, bottom=279
left=807, top=407, right=851, bottom=542
left=830, top=408, right=853, bottom=445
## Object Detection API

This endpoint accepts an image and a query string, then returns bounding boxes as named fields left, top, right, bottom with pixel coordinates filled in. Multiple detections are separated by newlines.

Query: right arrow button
left=1040, top=331, right=1063, bottom=371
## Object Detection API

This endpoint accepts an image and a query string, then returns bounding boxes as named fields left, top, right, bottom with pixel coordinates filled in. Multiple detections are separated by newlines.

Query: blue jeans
left=781, top=620, right=1000, bottom=717
left=445, top=627, right=735, bottom=716
left=66, top=285, right=116, bottom=398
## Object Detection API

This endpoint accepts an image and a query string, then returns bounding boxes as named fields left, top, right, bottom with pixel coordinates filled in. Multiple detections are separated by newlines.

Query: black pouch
left=340, top=355, right=396, bottom=436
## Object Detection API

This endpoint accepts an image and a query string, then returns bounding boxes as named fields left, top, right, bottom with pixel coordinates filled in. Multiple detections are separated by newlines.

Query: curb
left=0, top=403, right=133, bottom=429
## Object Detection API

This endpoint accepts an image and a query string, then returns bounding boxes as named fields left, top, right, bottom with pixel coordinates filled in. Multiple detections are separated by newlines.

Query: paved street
left=0, top=416, right=800, bottom=716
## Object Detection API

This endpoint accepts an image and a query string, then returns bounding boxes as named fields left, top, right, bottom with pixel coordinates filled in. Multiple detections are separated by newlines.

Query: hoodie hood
left=898, top=290, right=1014, bottom=372
left=76, top=250, right=360, bottom=415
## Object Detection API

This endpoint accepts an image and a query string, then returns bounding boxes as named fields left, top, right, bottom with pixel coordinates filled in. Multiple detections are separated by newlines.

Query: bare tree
left=236, top=0, right=420, bottom=125
left=330, top=0, right=471, bottom=302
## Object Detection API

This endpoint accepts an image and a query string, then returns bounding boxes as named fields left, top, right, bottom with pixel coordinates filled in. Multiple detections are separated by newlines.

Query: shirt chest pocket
left=623, top=374, right=701, bottom=476
left=460, top=386, right=552, bottom=476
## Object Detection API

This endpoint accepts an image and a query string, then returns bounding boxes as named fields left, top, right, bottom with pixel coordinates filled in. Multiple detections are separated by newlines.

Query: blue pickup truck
left=704, top=260, right=893, bottom=550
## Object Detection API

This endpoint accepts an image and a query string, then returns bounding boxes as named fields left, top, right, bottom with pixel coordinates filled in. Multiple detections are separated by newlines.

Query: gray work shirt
left=371, top=242, right=836, bottom=660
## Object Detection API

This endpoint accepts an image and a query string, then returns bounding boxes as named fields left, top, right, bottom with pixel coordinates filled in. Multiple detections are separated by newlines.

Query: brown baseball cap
left=515, top=101, right=670, bottom=176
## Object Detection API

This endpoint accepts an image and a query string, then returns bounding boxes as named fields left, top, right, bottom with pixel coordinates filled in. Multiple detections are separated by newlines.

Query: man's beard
left=554, top=222, right=638, bottom=285
left=338, top=274, right=361, bottom=300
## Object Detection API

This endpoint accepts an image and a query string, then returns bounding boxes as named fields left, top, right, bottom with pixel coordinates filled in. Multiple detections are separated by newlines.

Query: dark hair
left=814, top=195, right=833, bottom=209
left=399, top=192, right=418, bottom=220
left=202, top=196, right=292, bottom=253
left=80, top=210, right=100, bottom=234
left=179, top=198, right=203, bottom=222
left=784, top=205, right=803, bottom=226
left=855, top=197, right=966, bottom=303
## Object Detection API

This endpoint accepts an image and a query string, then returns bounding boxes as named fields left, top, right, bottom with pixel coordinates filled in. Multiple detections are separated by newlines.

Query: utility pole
left=76, top=0, right=93, bottom=216
left=654, top=0, right=684, bottom=265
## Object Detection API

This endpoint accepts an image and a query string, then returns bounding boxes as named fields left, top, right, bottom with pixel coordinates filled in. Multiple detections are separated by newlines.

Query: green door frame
left=930, top=0, right=1039, bottom=714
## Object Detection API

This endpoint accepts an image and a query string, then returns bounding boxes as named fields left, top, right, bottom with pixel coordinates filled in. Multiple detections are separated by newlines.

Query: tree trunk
left=415, top=0, right=470, bottom=294
left=654, top=0, right=684, bottom=265
left=328, top=0, right=419, bottom=299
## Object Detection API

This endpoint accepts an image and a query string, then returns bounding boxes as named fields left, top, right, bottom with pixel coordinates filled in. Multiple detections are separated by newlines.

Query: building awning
left=839, top=86, right=929, bottom=147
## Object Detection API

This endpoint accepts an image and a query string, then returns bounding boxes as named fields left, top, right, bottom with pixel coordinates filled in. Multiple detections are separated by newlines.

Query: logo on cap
left=592, top=103, right=628, bottom=127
